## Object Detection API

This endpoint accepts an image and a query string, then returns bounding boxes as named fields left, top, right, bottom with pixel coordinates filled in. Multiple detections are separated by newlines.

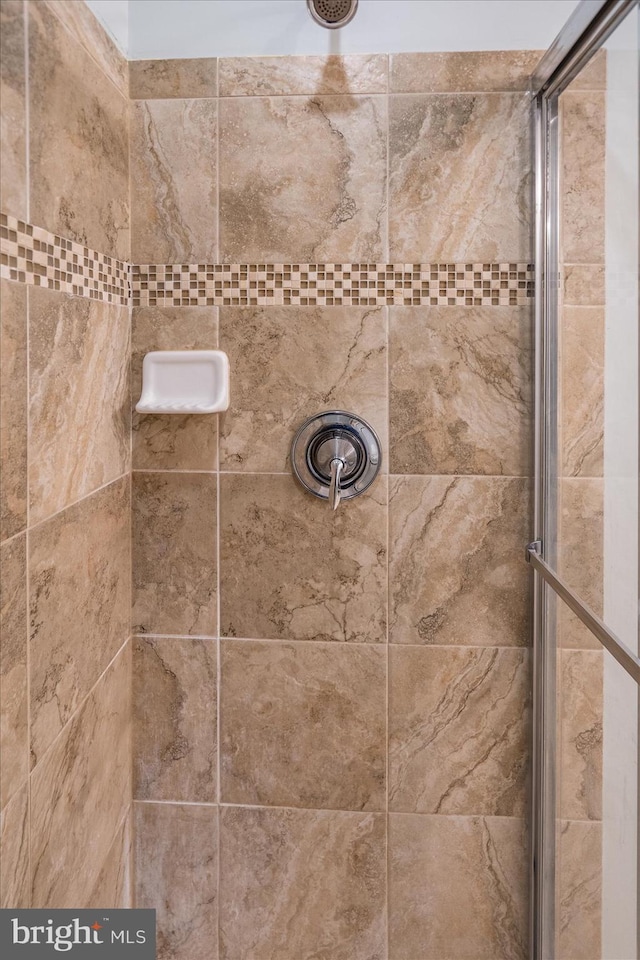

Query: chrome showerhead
left=307, top=0, right=358, bottom=29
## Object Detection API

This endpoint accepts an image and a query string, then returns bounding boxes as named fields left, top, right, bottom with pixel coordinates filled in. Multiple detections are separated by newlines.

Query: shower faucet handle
left=329, top=457, right=345, bottom=511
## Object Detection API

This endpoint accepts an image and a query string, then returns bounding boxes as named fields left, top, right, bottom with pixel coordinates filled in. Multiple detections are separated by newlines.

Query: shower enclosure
left=530, top=1, right=640, bottom=957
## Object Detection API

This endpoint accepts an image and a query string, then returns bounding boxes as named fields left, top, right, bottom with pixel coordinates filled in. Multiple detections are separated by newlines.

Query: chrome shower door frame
left=530, top=2, right=639, bottom=957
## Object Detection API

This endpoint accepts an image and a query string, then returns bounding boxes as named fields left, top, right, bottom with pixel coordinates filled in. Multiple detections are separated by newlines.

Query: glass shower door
left=531, top=2, right=640, bottom=958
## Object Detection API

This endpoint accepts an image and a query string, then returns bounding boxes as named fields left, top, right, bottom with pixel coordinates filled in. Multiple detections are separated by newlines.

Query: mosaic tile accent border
left=133, top=262, right=534, bottom=307
left=1, top=213, right=534, bottom=307
left=0, top=214, right=129, bottom=305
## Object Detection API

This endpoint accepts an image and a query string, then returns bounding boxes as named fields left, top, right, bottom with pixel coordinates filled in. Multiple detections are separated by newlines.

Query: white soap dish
left=136, top=350, right=230, bottom=414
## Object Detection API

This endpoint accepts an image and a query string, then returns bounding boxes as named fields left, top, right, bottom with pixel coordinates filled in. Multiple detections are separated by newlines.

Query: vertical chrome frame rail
left=530, top=2, right=638, bottom=957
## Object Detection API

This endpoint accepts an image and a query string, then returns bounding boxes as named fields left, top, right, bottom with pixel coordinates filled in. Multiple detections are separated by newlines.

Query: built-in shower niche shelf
left=136, top=350, right=230, bottom=414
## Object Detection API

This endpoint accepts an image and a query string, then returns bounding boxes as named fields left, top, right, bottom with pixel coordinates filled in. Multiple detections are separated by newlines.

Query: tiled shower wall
left=555, top=50, right=608, bottom=960
left=128, top=51, right=537, bottom=958
left=0, top=0, right=131, bottom=908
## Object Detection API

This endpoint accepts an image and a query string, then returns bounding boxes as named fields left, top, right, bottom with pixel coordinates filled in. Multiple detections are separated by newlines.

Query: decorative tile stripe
left=1, top=214, right=129, bottom=305
left=132, top=262, right=534, bottom=307
left=1, top=214, right=534, bottom=308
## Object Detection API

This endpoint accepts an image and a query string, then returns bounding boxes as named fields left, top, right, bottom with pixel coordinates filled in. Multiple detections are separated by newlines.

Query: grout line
left=0, top=526, right=28, bottom=549
left=132, top=798, right=531, bottom=822
left=211, top=89, right=533, bottom=100
left=41, top=0, right=128, bottom=102
left=25, top=280, right=32, bottom=906
left=29, top=635, right=131, bottom=776
left=25, top=472, right=130, bottom=537
left=23, top=0, right=30, bottom=225
left=215, top=298, right=222, bottom=959
left=215, top=57, right=220, bottom=261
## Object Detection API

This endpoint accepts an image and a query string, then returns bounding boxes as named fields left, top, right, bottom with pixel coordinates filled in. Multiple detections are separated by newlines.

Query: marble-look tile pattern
left=84, top=813, right=131, bottom=909
left=561, top=306, right=603, bottom=477
left=0, top=279, right=27, bottom=540
left=31, top=644, right=131, bottom=908
left=389, top=646, right=529, bottom=816
left=389, top=814, right=528, bottom=960
left=0, top=534, right=27, bottom=809
left=0, top=0, right=27, bottom=219
left=390, top=476, right=530, bottom=646
left=220, top=474, right=387, bottom=643
left=130, top=98, right=217, bottom=264
left=134, top=637, right=217, bottom=803
left=132, top=306, right=218, bottom=471
left=390, top=306, right=533, bottom=476
left=29, top=287, right=130, bottom=524
left=557, top=820, right=602, bottom=960
left=563, top=264, right=605, bottom=306
left=219, top=305, right=386, bottom=472
left=389, top=94, right=530, bottom=261
left=221, top=640, right=386, bottom=811
left=566, top=49, right=607, bottom=92
left=219, top=95, right=387, bottom=263
left=0, top=780, right=29, bottom=908
left=558, top=650, right=603, bottom=822
left=219, top=54, right=388, bottom=97
left=29, top=1, right=129, bottom=260
left=560, top=92, right=605, bottom=264
left=44, top=0, right=128, bottom=97
left=29, top=477, right=130, bottom=765
left=558, top=478, right=603, bottom=650
left=132, top=472, right=217, bottom=637
left=130, top=57, right=217, bottom=100
left=135, top=802, right=218, bottom=960
left=219, top=806, right=386, bottom=960
left=390, top=50, right=541, bottom=93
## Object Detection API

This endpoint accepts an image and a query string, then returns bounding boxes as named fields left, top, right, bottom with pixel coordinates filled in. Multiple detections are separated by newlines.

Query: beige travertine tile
left=43, top=0, right=128, bottom=96
left=0, top=780, right=29, bottom=908
left=557, top=478, right=602, bottom=649
left=0, top=534, right=27, bottom=810
left=134, top=637, right=217, bottom=803
left=219, top=95, right=387, bottom=263
left=130, top=58, right=217, bottom=99
left=29, top=477, right=130, bottom=765
left=29, top=287, right=130, bottom=524
left=220, top=473, right=387, bottom=643
left=219, top=806, right=385, bottom=960
left=130, top=98, right=217, bottom=264
left=221, top=640, right=385, bottom=811
left=219, top=305, right=387, bottom=472
left=558, top=650, right=603, bottom=822
left=389, top=93, right=531, bottom=261
left=132, top=306, right=218, bottom=471
left=390, top=646, right=529, bottom=816
left=560, top=91, right=605, bottom=264
left=219, top=54, right=388, bottom=97
left=563, top=264, right=605, bottom=306
left=557, top=820, right=602, bottom=960
left=565, top=49, right=607, bottom=92
left=0, top=280, right=27, bottom=540
left=0, top=0, right=27, bottom=219
left=31, top=644, right=131, bottom=908
left=390, top=476, right=530, bottom=646
left=390, top=50, right=542, bottom=93
left=29, top=1, right=129, bottom=260
left=561, top=306, right=603, bottom=477
left=132, top=472, right=217, bottom=637
left=389, top=814, right=528, bottom=960
left=389, top=306, right=533, bottom=476
left=85, top=813, right=131, bottom=908
left=135, top=801, right=218, bottom=960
